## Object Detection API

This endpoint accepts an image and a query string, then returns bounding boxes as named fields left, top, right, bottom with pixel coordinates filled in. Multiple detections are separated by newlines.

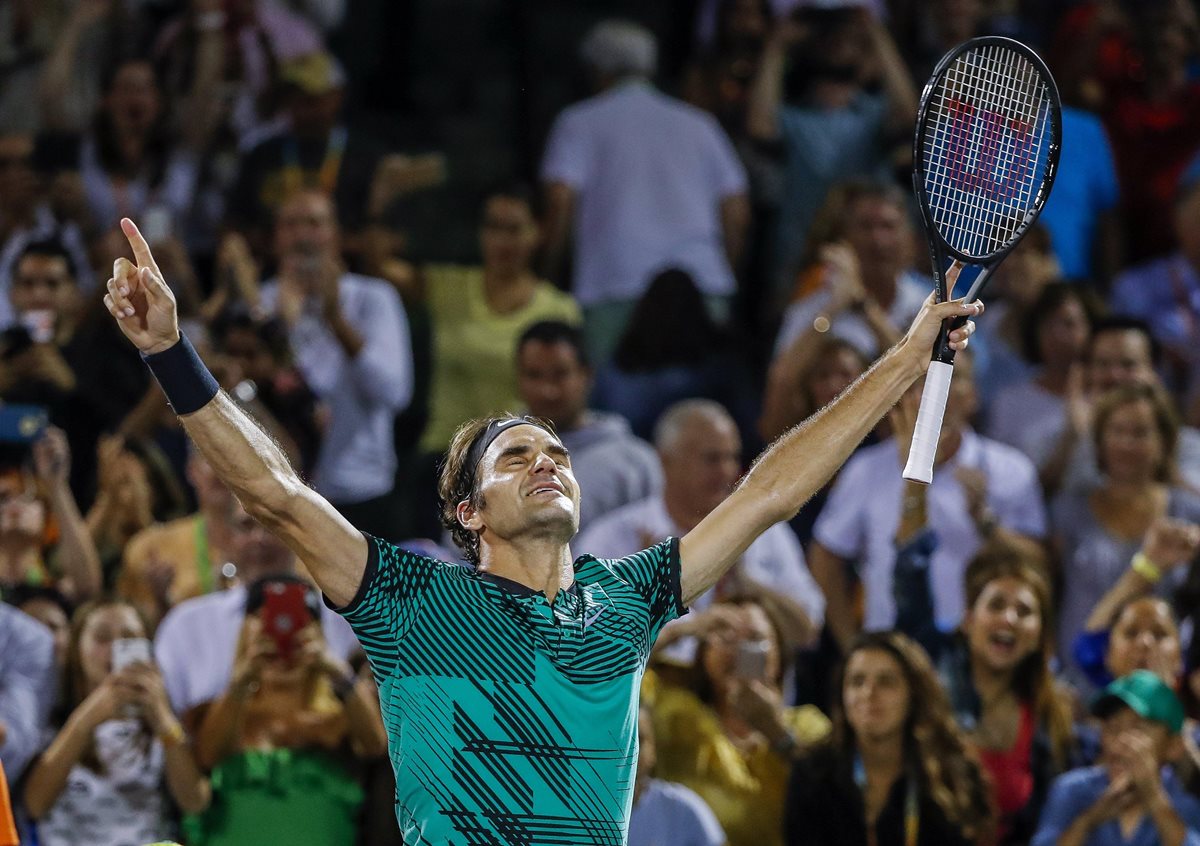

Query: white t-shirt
left=577, top=495, right=825, bottom=664
left=36, top=719, right=172, bottom=846
left=540, top=82, right=747, bottom=306
left=814, top=431, right=1047, bottom=630
left=629, top=778, right=725, bottom=846
left=154, top=583, right=360, bottom=714
left=773, top=271, right=930, bottom=360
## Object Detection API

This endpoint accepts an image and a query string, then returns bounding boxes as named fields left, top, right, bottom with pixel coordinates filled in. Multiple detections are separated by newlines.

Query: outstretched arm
left=679, top=279, right=980, bottom=605
left=103, top=219, right=367, bottom=607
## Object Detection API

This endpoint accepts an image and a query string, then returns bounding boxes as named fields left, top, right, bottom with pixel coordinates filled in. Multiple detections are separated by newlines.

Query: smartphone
left=112, top=637, right=152, bottom=672
left=733, top=640, right=769, bottom=680
left=0, top=404, right=49, bottom=444
left=260, top=581, right=314, bottom=663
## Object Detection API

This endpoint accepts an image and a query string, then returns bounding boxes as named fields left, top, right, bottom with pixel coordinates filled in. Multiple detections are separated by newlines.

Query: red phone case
left=260, top=582, right=313, bottom=662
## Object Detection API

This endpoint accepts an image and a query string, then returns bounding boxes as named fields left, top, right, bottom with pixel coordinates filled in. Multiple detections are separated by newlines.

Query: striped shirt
left=332, top=534, right=686, bottom=844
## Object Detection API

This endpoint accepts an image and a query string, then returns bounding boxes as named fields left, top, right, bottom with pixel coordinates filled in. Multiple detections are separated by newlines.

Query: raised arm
left=103, top=219, right=367, bottom=607
left=679, top=278, right=980, bottom=605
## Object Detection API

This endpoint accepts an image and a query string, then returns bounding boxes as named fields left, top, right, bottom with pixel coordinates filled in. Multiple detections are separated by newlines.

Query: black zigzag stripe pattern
left=339, top=536, right=685, bottom=844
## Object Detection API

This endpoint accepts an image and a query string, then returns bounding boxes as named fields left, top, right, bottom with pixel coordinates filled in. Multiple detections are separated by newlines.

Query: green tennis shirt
left=332, top=534, right=687, bottom=845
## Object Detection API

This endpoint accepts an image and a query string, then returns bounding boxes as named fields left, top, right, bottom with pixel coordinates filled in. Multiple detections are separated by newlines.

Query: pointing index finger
left=120, top=217, right=158, bottom=271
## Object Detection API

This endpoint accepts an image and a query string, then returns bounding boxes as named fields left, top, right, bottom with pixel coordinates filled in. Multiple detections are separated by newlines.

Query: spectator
left=227, top=51, right=438, bottom=252
left=71, top=59, right=200, bottom=239
left=118, top=449, right=235, bottom=629
left=784, top=630, right=993, bottom=846
left=0, top=241, right=86, bottom=434
left=760, top=336, right=871, bottom=548
left=540, top=19, right=749, bottom=363
left=153, top=504, right=359, bottom=721
left=1109, top=169, right=1200, bottom=405
left=257, top=189, right=413, bottom=540
left=578, top=399, right=824, bottom=665
left=4, top=585, right=72, bottom=678
left=894, top=538, right=1079, bottom=843
left=684, top=0, right=772, bottom=137
left=1038, top=106, right=1123, bottom=284
left=1042, top=318, right=1200, bottom=498
left=152, top=0, right=323, bottom=151
left=1072, top=516, right=1200, bottom=689
left=1100, top=0, right=1200, bottom=263
left=0, top=141, right=92, bottom=327
left=22, top=598, right=210, bottom=845
left=185, top=575, right=386, bottom=846
left=649, top=596, right=830, bottom=846
left=747, top=9, right=916, bottom=296
left=85, top=434, right=188, bottom=579
left=515, top=320, right=660, bottom=531
left=0, top=601, right=55, bottom=784
left=770, top=181, right=929, bottom=362
left=810, top=350, right=1046, bottom=652
left=1052, top=383, right=1200, bottom=691
left=986, top=283, right=1104, bottom=469
left=208, top=307, right=323, bottom=477
left=419, top=186, right=581, bottom=455
left=1032, top=671, right=1200, bottom=846
left=591, top=269, right=760, bottom=443
left=0, top=429, right=100, bottom=604
left=629, top=701, right=726, bottom=846
left=971, top=226, right=1062, bottom=414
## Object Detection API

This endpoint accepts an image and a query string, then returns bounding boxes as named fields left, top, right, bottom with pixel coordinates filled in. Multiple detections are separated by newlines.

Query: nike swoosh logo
left=583, top=607, right=604, bottom=628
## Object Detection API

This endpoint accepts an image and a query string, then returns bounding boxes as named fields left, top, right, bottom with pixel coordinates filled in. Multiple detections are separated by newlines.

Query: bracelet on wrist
left=1131, top=552, right=1163, bottom=584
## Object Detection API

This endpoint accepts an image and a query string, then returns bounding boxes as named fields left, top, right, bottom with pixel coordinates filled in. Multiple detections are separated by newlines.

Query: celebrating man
left=103, top=217, right=978, bottom=844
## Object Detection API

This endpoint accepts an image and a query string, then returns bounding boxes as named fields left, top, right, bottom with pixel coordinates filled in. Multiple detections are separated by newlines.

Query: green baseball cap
left=1091, top=670, right=1185, bottom=734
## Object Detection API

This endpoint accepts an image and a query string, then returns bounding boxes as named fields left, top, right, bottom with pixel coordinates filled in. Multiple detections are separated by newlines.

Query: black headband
left=457, top=417, right=555, bottom=496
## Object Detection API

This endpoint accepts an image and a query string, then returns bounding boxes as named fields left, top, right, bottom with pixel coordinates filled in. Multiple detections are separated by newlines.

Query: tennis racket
left=902, top=37, right=1062, bottom=484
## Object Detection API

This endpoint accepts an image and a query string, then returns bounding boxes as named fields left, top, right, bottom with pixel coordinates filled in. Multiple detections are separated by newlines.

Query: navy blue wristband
left=141, top=333, right=220, bottom=415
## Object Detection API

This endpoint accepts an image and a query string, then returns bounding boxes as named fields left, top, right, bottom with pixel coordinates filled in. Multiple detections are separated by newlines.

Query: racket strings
left=922, top=43, right=1053, bottom=260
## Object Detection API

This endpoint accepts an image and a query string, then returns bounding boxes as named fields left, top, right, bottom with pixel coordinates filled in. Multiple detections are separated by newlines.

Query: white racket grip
left=902, top=361, right=955, bottom=484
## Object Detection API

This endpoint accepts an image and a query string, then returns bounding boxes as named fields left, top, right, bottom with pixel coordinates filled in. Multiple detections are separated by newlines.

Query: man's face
left=227, top=505, right=294, bottom=583
left=1100, top=707, right=1173, bottom=778
left=1088, top=330, right=1156, bottom=392
left=844, top=197, right=911, bottom=277
left=466, top=425, right=580, bottom=551
left=480, top=196, right=539, bottom=274
left=11, top=254, right=75, bottom=319
left=274, top=192, right=339, bottom=267
left=660, top=414, right=741, bottom=519
left=517, top=340, right=590, bottom=430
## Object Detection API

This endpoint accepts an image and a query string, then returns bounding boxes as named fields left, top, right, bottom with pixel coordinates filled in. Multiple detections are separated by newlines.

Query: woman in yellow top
left=420, top=185, right=581, bottom=453
left=647, top=596, right=829, bottom=846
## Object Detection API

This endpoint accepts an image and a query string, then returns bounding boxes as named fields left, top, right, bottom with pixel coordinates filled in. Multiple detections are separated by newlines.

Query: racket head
left=914, top=36, right=1062, bottom=279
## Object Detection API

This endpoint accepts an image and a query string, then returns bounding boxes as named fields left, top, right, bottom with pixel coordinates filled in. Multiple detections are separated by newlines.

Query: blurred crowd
left=1, top=0, right=1200, bottom=844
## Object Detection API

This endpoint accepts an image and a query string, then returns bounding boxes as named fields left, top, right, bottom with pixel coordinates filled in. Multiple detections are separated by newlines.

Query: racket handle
left=902, top=360, right=955, bottom=485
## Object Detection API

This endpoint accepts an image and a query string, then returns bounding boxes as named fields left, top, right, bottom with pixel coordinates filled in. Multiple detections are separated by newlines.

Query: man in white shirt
left=809, top=350, right=1047, bottom=650
left=577, top=399, right=824, bottom=662
left=257, top=189, right=413, bottom=539
left=540, top=19, right=750, bottom=363
left=154, top=504, right=359, bottom=718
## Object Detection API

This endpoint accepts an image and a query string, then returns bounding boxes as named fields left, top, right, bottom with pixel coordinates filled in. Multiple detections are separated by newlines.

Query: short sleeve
left=813, top=455, right=869, bottom=560
left=540, top=111, right=589, bottom=188
left=326, top=534, right=438, bottom=672
left=605, top=537, right=687, bottom=642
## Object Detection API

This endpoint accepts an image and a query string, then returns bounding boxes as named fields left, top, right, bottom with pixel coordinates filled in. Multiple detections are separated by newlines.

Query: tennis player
left=104, top=218, right=979, bottom=844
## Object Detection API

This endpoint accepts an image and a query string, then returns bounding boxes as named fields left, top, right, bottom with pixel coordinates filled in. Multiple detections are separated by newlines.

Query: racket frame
left=903, top=36, right=1062, bottom=484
